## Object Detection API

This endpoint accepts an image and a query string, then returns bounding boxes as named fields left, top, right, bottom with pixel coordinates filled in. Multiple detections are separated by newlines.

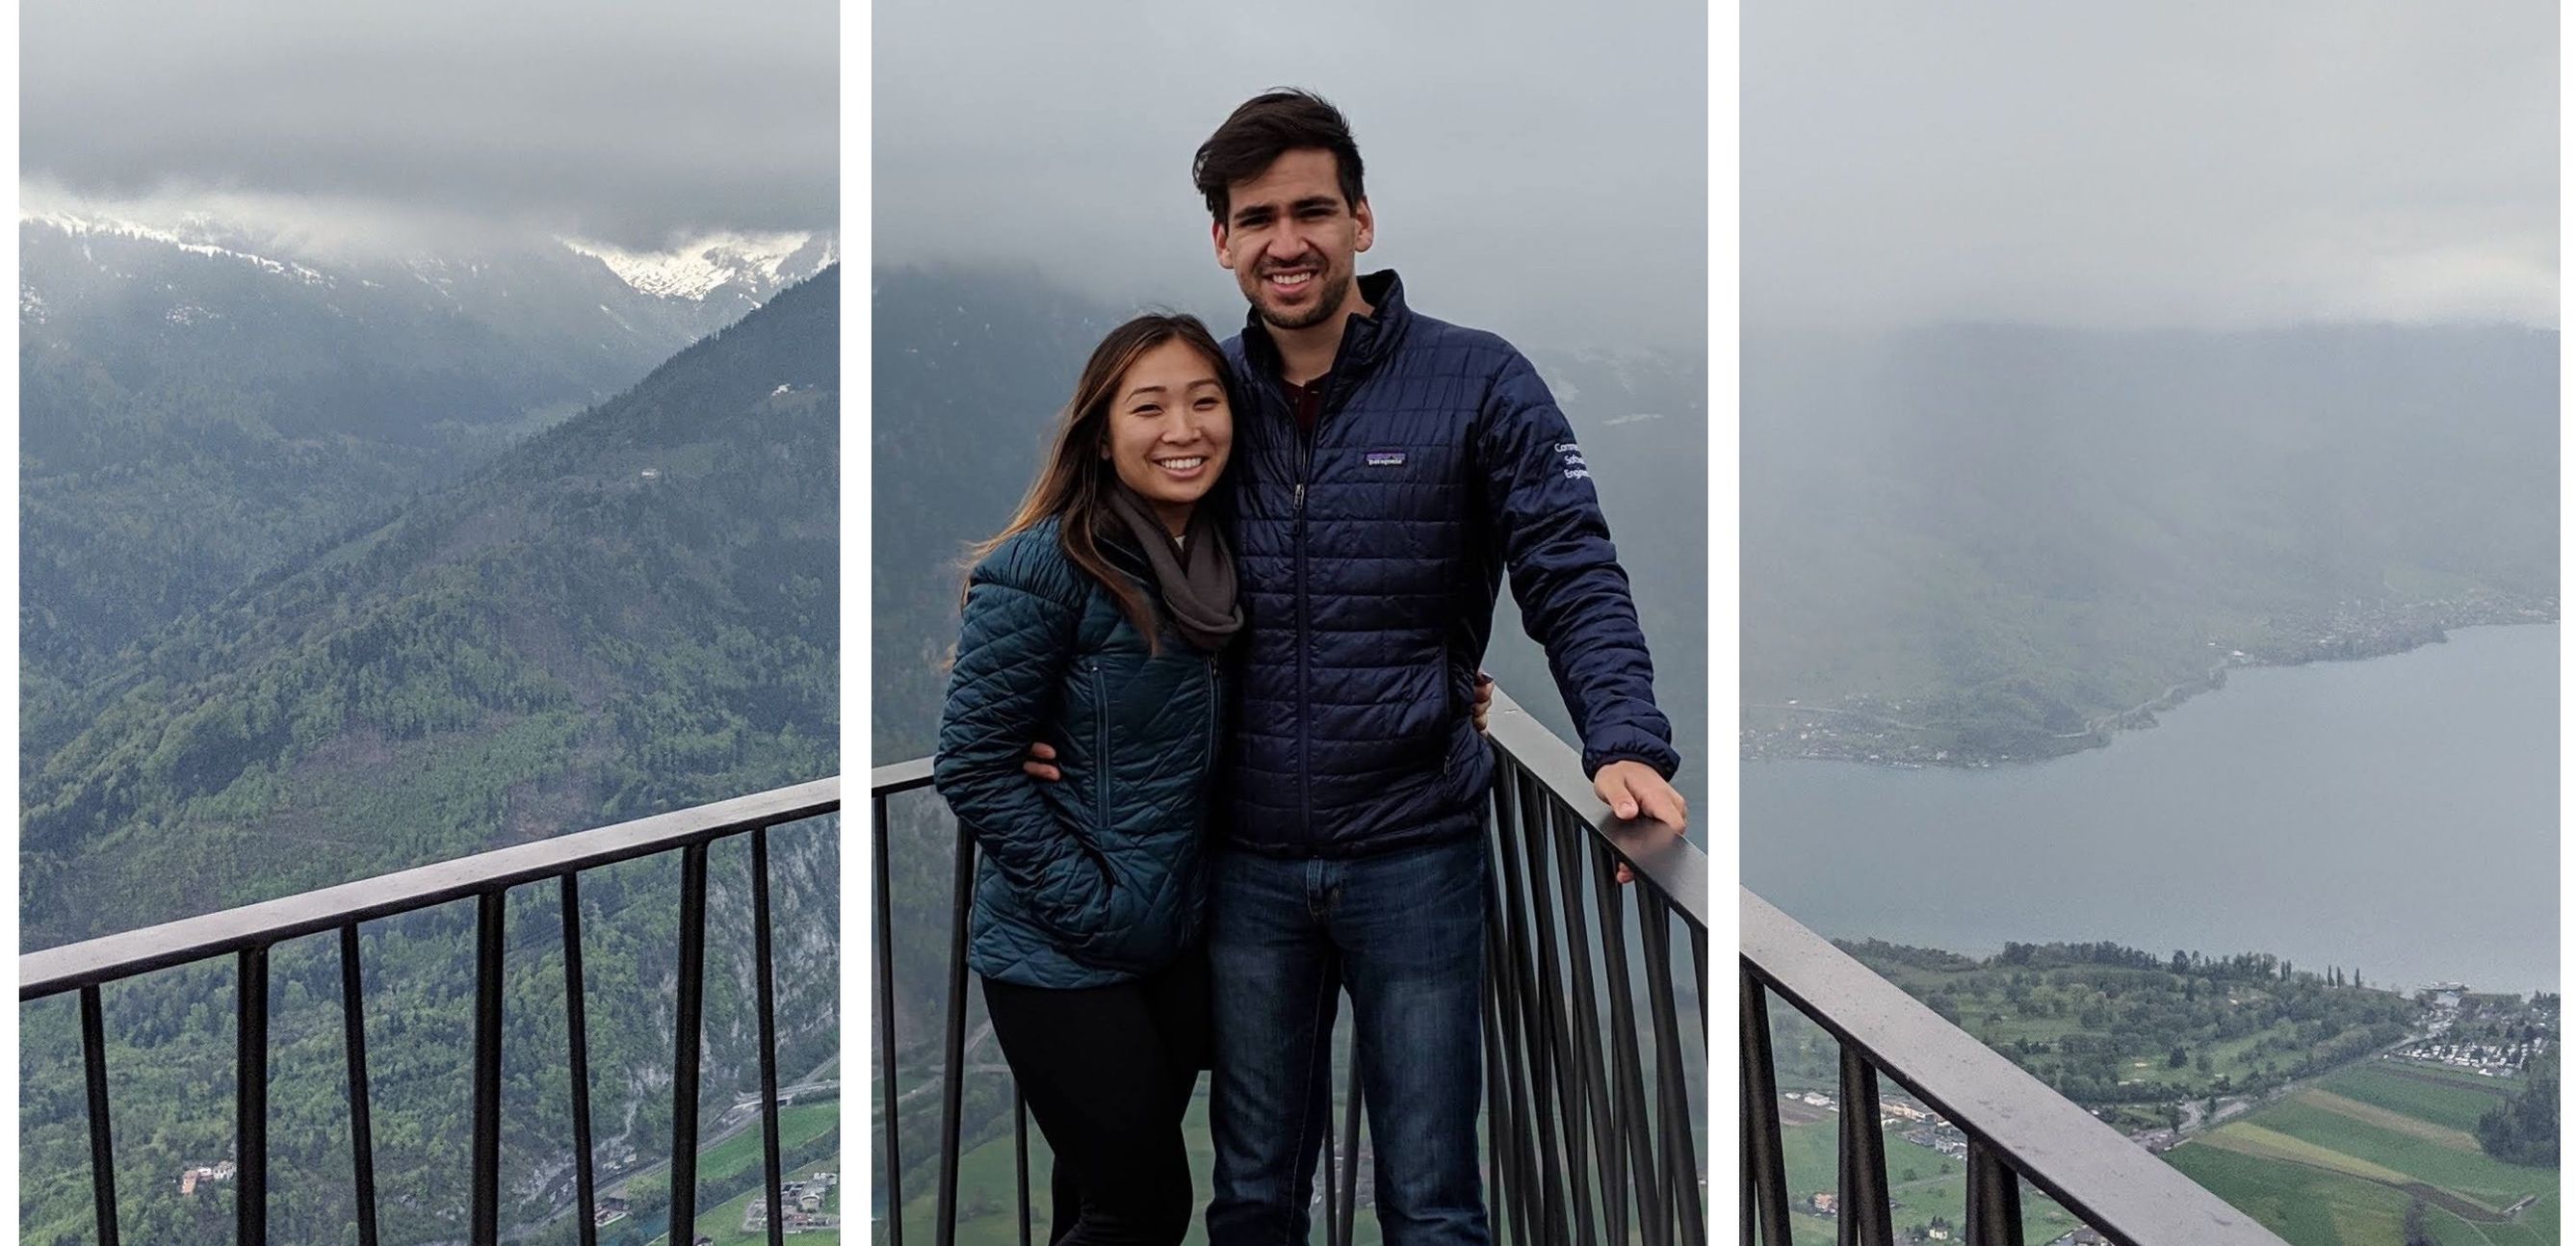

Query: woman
left=932, top=313, right=1237, bottom=1246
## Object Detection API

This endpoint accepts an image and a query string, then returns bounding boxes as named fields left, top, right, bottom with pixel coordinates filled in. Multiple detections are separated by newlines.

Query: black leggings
left=980, top=948, right=1210, bottom=1246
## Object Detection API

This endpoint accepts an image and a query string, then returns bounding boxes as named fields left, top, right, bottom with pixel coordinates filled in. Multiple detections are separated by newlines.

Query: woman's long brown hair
left=962, top=313, right=1231, bottom=647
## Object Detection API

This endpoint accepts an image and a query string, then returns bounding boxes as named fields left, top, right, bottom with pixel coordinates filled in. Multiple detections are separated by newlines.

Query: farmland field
left=2164, top=1061, right=2555, bottom=1246
left=1775, top=1113, right=2079, bottom=1244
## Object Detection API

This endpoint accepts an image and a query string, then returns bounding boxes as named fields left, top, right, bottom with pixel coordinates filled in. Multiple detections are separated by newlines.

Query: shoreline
left=1741, top=601, right=2557, bottom=769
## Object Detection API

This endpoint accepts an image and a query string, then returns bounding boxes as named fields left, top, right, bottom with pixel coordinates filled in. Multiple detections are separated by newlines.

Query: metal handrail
left=22, top=777, right=841, bottom=999
left=873, top=683, right=1708, bottom=1246
left=23, top=777, right=842, bottom=1246
left=1740, top=889, right=2292, bottom=1246
left=1482, top=688, right=1708, bottom=927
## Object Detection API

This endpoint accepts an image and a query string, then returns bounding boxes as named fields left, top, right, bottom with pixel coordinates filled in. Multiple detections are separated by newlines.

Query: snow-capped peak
left=561, top=231, right=836, bottom=302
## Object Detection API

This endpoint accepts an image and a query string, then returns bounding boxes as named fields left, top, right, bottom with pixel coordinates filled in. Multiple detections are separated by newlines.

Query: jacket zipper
left=1206, top=653, right=1221, bottom=770
left=1292, top=405, right=1314, bottom=841
left=1281, top=327, right=1358, bottom=846
left=1089, top=661, right=1111, bottom=833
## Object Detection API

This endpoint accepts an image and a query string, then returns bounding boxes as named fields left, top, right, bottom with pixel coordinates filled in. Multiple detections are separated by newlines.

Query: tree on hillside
left=2403, top=1196, right=2433, bottom=1246
left=2475, top=1049, right=2559, bottom=1166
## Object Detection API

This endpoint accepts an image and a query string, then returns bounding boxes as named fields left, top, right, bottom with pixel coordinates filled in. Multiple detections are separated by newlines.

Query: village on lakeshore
left=1779, top=973, right=2559, bottom=1245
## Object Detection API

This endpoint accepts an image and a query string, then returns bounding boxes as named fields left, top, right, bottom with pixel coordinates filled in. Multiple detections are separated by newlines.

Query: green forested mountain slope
left=1743, top=323, right=2558, bottom=760
left=19, top=269, right=840, bottom=1246
left=24, top=266, right=840, bottom=949
left=18, top=218, right=731, bottom=690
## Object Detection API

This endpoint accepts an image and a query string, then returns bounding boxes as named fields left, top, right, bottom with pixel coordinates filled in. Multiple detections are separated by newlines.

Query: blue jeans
left=1205, top=835, right=1491, bottom=1246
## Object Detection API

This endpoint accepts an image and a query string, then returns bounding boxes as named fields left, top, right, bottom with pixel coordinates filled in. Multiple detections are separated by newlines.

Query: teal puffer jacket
left=933, top=517, right=1226, bottom=988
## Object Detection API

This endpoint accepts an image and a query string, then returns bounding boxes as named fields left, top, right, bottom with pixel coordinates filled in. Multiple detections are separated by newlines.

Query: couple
left=932, top=90, right=1687, bottom=1246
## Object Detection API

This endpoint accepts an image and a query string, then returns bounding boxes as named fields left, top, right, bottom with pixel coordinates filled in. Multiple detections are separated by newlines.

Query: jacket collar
left=1240, top=270, right=1411, bottom=396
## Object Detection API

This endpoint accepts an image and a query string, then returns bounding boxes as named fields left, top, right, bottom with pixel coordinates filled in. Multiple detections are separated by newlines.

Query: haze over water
left=1744, top=624, right=2558, bottom=996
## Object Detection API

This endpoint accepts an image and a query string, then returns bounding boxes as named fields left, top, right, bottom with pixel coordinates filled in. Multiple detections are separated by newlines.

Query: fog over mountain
left=23, top=0, right=836, bottom=248
left=18, top=206, right=834, bottom=688
left=1747, top=1, right=2554, bottom=331
left=873, top=0, right=1706, bottom=355
left=1741, top=3, right=2558, bottom=762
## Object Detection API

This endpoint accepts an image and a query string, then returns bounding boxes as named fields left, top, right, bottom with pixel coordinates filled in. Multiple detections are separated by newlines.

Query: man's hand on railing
left=1594, top=760, right=1688, bottom=885
left=1471, top=670, right=1495, bottom=734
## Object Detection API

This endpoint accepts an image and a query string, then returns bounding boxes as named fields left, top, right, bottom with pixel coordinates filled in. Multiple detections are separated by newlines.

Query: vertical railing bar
left=1546, top=797, right=1607, bottom=1246
left=1496, top=772, right=1558, bottom=1244
left=1337, top=1046, right=1364, bottom=1246
left=79, top=985, right=121, bottom=1246
left=1589, top=842, right=1666, bottom=1246
left=1837, top=1045, right=1893, bottom=1246
left=560, top=876, right=600, bottom=1246
left=1481, top=970, right=1523, bottom=1246
left=1482, top=805, right=1540, bottom=1246
left=1642, top=898, right=1703, bottom=1246
left=670, top=843, right=713, bottom=1246
left=933, top=826, right=975, bottom=1246
left=1516, top=779, right=1599, bottom=1246
left=1548, top=804, right=1624, bottom=1246
left=1688, top=922, right=1708, bottom=1056
left=1966, top=1140, right=2026, bottom=1246
left=752, top=828, right=788, bottom=1246
left=872, top=796, right=906, bottom=1246
left=1489, top=772, right=1572, bottom=1243
left=1739, top=972, right=1792, bottom=1246
left=1013, top=1090, right=1032, bottom=1246
left=237, top=943, right=269, bottom=1246
left=338, top=925, right=382, bottom=1246
left=472, top=891, right=506, bottom=1246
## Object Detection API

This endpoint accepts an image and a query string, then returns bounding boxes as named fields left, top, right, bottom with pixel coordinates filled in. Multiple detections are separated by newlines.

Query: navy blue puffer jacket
left=1220, top=271, right=1677, bottom=857
left=934, top=518, right=1226, bottom=988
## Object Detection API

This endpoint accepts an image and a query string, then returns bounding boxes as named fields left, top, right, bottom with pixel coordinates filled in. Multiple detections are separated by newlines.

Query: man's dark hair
left=1193, top=89, right=1366, bottom=223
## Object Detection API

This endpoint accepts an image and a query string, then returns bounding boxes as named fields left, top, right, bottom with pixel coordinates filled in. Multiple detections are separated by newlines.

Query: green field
left=636, top=1101, right=842, bottom=1246
left=1773, top=1113, right=2077, bottom=1244
left=690, top=1150, right=843, bottom=1246
left=2164, top=1062, right=2555, bottom=1246
left=2312, top=1067, right=2511, bottom=1134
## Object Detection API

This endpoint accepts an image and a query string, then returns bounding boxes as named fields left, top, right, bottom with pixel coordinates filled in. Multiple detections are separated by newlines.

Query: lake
left=1742, top=624, right=2558, bottom=995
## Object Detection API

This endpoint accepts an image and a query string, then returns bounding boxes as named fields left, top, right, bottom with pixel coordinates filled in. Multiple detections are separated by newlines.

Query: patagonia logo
left=1366, top=450, right=1408, bottom=467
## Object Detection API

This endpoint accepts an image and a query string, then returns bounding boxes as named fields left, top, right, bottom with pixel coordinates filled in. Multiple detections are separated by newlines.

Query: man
left=1198, top=88, right=1686, bottom=1244
left=1036, top=90, right=1687, bottom=1243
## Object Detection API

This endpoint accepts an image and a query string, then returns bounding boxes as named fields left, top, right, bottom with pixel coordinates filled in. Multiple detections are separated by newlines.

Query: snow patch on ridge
left=24, top=211, right=332, bottom=286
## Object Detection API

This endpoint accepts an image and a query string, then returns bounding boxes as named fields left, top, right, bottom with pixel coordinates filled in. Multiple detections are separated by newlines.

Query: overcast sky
left=1747, top=2, right=2557, bottom=330
left=21, top=0, right=837, bottom=249
left=872, top=0, right=1708, bottom=354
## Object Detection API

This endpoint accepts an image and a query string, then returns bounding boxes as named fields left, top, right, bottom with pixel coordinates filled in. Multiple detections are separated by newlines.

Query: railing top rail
left=867, top=688, right=1705, bottom=931
left=1740, top=888, right=2292, bottom=1246
left=19, top=777, right=841, bottom=1002
left=870, top=755, right=935, bottom=797
left=1483, top=688, right=1707, bottom=931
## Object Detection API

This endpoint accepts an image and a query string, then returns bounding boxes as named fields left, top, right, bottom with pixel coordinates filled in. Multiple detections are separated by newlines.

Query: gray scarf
left=1104, top=485, right=1240, bottom=652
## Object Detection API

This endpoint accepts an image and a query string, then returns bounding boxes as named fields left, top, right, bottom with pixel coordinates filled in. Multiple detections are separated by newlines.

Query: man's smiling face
left=1213, top=147, right=1374, bottom=332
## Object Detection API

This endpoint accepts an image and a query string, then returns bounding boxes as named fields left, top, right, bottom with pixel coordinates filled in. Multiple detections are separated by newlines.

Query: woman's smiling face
left=1104, top=338, right=1233, bottom=532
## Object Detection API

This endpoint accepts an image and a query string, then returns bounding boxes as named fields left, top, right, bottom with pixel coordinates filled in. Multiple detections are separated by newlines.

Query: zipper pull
left=1294, top=482, right=1305, bottom=514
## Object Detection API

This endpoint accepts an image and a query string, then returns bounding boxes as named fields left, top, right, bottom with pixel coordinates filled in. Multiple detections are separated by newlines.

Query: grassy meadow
left=2163, top=1062, right=2555, bottom=1246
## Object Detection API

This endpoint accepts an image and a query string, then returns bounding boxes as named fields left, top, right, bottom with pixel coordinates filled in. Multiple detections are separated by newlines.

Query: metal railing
left=20, top=777, right=841, bottom=1246
left=872, top=687, right=1708, bottom=1246
left=1739, top=890, right=2294, bottom=1246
